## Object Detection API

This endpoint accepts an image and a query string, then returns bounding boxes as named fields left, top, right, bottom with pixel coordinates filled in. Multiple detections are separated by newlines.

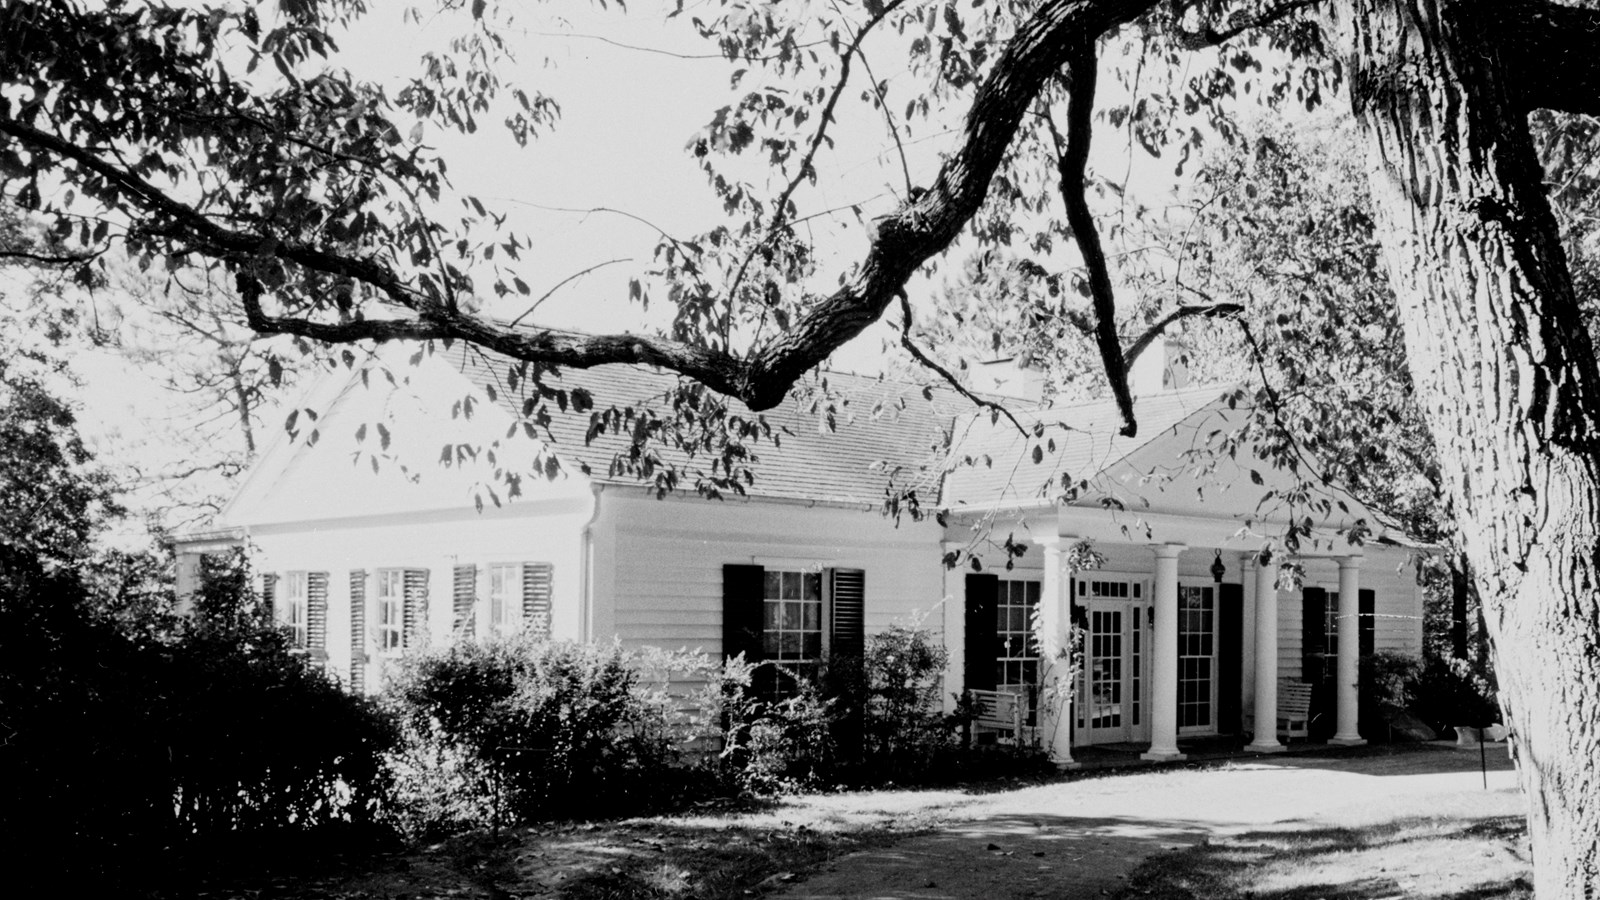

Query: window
left=281, top=571, right=308, bottom=647
left=763, top=569, right=823, bottom=682
left=488, top=563, right=523, bottom=636
left=995, top=579, right=1040, bottom=689
left=1324, top=590, right=1341, bottom=658
left=1177, top=584, right=1216, bottom=730
left=376, top=569, right=405, bottom=655
left=723, top=564, right=863, bottom=699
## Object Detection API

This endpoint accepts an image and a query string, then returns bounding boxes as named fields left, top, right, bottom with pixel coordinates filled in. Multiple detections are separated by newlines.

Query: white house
left=175, top=339, right=1427, bottom=763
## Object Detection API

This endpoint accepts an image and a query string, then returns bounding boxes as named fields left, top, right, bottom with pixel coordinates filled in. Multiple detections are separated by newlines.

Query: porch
left=948, top=531, right=1402, bottom=768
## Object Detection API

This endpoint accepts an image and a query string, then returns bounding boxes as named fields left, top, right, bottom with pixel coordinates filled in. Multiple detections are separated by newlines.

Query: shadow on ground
left=1115, top=815, right=1531, bottom=900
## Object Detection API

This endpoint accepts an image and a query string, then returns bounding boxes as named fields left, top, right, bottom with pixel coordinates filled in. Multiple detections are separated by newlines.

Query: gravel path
left=770, top=744, right=1523, bottom=900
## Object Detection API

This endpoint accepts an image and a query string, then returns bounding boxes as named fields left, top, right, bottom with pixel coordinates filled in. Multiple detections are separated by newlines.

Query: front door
left=1074, top=577, right=1150, bottom=746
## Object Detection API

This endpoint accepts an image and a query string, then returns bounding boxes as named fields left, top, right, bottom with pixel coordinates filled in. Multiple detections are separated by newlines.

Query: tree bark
left=1450, top=551, right=1470, bottom=661
left=1332, top=2, right=1600, bottom=895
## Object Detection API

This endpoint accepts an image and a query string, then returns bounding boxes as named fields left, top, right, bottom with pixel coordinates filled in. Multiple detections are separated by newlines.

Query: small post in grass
left=1480, top=723, right=1488, bottom=790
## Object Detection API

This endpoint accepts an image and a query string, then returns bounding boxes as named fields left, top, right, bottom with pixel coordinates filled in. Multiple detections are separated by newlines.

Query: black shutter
left=1301, top=587, right=1328, bottom=685
left=1217, top=582, right=1244, bottom=735
left=522, top=563, right=554, bottom=640
left=402, top=569, right=429, bottom=651
left=349, top=570, right=367, bottom=693
left=261, top=572, right=279, bottom=617
left=828, top=568, right=866, bottom=658
left=307, top=572, right=330, bottom=663
left=964, top=573, right=999, bottom=692
left=1359, top=588, right=1376, bottom=658
left=722, top=564, right=765, bottom=662
left=452, top=565, right=477, bottom=638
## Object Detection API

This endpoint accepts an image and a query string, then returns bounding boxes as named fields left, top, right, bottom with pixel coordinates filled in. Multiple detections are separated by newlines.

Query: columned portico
left=1142, top=543, right=1187, bottom=761
left=1331, top=555, right=1367, bottom=745
left=1037, top=536, right=1077, bottom=768
left=1246, top=555, right=1285, bottom=752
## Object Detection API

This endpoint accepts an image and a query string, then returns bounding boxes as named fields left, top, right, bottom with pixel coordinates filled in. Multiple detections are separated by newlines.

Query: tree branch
left=1172, top=0, right=1324, bottom=49
left=1123, top=301, right=1246, bottom=368
left=897, top=294, right=1027, bottom=436
left=0, top=247, right=99, bottom=266
left=4, top=0, right=1162, bottom=413
left=1051, top=41, right=1139, bottom=436
left=728, top=0, right=905, bottom=307
left=235, top=273, right=746, bottom=397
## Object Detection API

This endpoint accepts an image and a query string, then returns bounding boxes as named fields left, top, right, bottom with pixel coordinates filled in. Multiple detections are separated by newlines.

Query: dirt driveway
left=768, top=745, right=1523, bottom=900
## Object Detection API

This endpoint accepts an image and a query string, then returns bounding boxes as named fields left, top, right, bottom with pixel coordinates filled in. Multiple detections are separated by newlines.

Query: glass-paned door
left=1074, top=578, right=1149, bottom=745
left=1177, top=584, right=1217, bottom=734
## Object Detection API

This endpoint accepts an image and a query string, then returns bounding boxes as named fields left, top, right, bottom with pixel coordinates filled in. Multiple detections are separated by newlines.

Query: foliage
left=1410, top=656, right=1500, bottom=733
left=0, top=554, right=395, bottom=890
left=861, top=624, right=951, bottom=767
left=0, top=354, right=119, bottom=585
left=384, top=636, right=685, bottom=828
left=1358, top=648, right=1499, bottom=739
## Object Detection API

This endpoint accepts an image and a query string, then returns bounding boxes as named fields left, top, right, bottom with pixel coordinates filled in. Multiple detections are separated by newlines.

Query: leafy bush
left=1358, top=649, right=1499, bottom=739
left=1412, top=655, right=1500, bottom=732
left=861, top=624, right=954, bottom=774
left=0, top=556, right=395, bottom=890
left=384, top=637, right=683, bottom=829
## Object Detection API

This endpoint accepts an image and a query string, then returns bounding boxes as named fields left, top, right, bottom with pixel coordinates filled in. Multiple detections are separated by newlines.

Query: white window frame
left=996, top=577, right=1041, bottom=691
left=762, top=568, right=825, bottom=677
left=281, top=571, right=308, bottom=648
left=375, top=569, right=405, bottom=656
left=487, top=562, right=524, bottom=637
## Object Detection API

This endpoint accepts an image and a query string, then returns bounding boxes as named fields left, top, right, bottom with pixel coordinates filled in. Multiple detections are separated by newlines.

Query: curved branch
left=741, top=0, right=1160, bottom=409
left=236, top=273, right=745, bottom=397
left=1123, top=301, right=1246, bottom=368
left=897, top=294, right=1027, bottom=436
left=6, top=0, right=1163, bottom=414
left=1173, top=0, right=1324, bottom=49
left=1053, top=41, right=1138, bottom=436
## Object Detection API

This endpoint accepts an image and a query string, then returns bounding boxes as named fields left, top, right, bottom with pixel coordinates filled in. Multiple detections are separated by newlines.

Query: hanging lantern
left=1211, top=550, right=1227, bottom=583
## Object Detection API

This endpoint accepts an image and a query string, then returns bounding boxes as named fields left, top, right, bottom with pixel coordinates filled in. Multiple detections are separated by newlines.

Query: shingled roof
left=436, top=340, right=1259, bottom=516
left=441, top=344, right=959, bottom=507
left=940, top=385, right=1240, bottom=511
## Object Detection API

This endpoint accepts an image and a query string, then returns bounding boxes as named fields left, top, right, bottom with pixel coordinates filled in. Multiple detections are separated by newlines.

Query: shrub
left=860, top=624, right=954, bottom=775
left=384, top=637, right=681, bottom=829
left=1412, top=655, right=1500, bottom=732
left=0, top=558, right=395, bottom=889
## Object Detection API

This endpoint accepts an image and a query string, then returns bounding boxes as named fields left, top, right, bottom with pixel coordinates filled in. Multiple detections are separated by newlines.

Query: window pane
left=803, top=632, right=821, bottom=659
left=764, top=600, right=780, bottom=630
left=782, top=571, right=800, bottom=599
left=802, top=601, right=820, bottom=630
left=763, top=631, right=780, bottom=654
left=764, top=571, right=782, bottom=599
left=804, top=573, right=822, bottom=601
left=782, top=631, right=801, bottom=655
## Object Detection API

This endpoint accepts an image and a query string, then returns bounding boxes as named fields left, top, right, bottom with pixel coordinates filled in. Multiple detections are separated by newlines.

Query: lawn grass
left=1115, top=815, right=1532, bottom=900
left=156, top=793, right=954, bottom=899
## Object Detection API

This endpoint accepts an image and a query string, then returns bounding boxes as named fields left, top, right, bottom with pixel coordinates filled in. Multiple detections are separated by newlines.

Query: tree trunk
left=1332, top=2, right=1600, bottom=895
left=1450, top=551, right=1470, bottom=661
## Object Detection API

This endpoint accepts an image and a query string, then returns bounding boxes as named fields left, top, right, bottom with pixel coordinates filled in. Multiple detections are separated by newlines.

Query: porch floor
left=1068, top=734, right=1339, bottom=769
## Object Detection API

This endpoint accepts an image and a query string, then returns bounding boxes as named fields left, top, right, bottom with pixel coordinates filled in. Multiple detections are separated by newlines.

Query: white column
left=942, top=541, right=966, bottom=714
left=1331, top=555, right=1367, bottom=745
left=1246, top=556, right=1285, bottom=753
left=1038, top=536, right=1078, bottom=768
left=1142, top=543, right=1187, bottom=761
